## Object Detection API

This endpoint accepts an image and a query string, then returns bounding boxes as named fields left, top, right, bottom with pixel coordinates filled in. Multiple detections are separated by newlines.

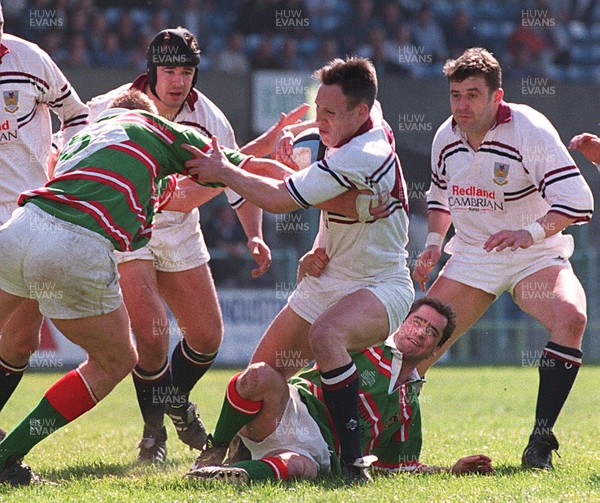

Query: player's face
left=152, top=66, right=195, bottom=114
left=449, top=76, right=503, bottom=138
left=315, top=84, right=370, bottom=148
left=394, top=305, right=447, bottom=361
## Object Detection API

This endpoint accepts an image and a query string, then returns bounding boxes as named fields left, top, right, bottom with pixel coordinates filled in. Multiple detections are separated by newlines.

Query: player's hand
left=412, top=246, right=441, bottom=292
left=277, top=103, right=311, bottom=129
left=273, top=103, right=310, bottom=167
left=274, top=128, right=299, bottom=169
left=297, top=248, right=329, bottom=284
left=451, top=454, right=494, bottom=475
left=247, top=236, right=271, bottom=279
left=182, top=137, right=229, bottom=186
left=361, top=190, right=391, bottom=221
left=568, top=132, right=600, bottom=164
left=483, top=229, right=533, bottom=252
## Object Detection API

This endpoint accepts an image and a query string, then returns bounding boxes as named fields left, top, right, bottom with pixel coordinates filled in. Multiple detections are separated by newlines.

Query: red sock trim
left=226, top=372, right=263, bottom=415
left=261, top=456, right=290, bottom=480
left=44, top=369, right=98, bottom=422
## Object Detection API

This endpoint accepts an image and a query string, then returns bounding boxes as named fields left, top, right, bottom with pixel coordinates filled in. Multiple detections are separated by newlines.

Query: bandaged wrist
left=425, top=232, right=444, bottom=248
left=524, top=221, right=546, bottom=242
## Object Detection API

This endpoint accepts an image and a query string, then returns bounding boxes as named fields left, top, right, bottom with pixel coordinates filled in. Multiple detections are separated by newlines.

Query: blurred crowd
left=4, top=0, right=600, bottom=81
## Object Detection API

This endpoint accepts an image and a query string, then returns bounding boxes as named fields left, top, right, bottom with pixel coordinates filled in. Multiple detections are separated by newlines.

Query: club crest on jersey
left=493, top=162, right=509, bottom=186
left=3, top=91, right=19, bottom=113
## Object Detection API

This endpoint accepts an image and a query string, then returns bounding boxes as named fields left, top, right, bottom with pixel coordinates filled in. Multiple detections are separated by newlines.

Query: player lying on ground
left=185, top=297, right=494, bottom=484
left=412, top=48, right=594, bottom=470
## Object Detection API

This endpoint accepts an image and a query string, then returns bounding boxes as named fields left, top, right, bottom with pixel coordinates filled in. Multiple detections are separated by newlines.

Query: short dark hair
left=314, top=56, right=377, bottom=110
left=407, top=297, right=456, bottom=347
left=443, top=47, right=502, bottom=92
left=108, top=88, right=158, bottom=114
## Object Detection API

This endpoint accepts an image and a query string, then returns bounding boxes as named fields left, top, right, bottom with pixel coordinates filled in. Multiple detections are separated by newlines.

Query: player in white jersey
left=0, top=2, right=89, bottom=438
left=413, top=48, right=594, bottom=470
left=87, top=27, right=307, bottom=464
left=184, top=57, right=414, bottom=483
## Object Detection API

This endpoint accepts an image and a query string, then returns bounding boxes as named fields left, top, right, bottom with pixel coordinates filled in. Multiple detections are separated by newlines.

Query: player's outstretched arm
left=183, top=138, right=299, bottom=214
left=569, top=132, right=600, bottom=165
left=162, top=177, right=224, bottom=212
left=413, top=454, right=494, bottom=475
left=240, top=103, right=310, bottom=158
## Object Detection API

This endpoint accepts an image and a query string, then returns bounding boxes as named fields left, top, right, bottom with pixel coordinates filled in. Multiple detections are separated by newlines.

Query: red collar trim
left=492, top=100, right=512, bottom=129
left=131, top=73, right=198, bottom=111
left=334, top=116, right=374, bottom=148
left=0, top=44, right=10, bottom=62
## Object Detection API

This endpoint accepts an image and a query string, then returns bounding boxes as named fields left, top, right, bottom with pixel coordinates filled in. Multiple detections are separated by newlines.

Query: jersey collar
left=0, top=44, right=10, bottom=62
left=333, top=116, right=374, bottom=148
left=384, top=335, right=424, bottom=393
left=131, top=73, right=199, bottom=112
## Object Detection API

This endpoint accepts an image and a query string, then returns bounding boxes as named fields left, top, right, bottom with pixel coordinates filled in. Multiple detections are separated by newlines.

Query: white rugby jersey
left=0, top=34, right=88, bottom=204
left=88, top=74, right=244, bottom=230
left=427, top=101, right=593, bottom=251
left=285, top=115, right=410, bottom=281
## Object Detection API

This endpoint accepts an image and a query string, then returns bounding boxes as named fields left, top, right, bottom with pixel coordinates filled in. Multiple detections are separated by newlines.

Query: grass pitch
left=0, top=366, right=598, bottom=502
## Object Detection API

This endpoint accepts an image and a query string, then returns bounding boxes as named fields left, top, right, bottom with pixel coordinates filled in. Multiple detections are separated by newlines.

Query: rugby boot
left=521, top=433, right=560, bottom=470
left=166, top=401, right=207, bottom=450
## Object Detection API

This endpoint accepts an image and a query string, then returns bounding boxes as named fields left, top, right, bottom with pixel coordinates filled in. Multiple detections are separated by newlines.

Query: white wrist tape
left=425, top=232, right=444, bottom=248
left=524, top=221, right=546, bottom=242
left=355, top=191, right=389, bottom=223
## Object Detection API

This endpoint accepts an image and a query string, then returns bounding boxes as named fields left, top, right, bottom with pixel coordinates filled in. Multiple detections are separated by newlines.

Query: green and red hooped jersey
left=290, top=343, right=425, bottom=476
left=19, top=109, right=247, bottom=251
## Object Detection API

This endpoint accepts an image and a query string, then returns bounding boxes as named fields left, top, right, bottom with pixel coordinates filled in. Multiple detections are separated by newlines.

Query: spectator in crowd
left=63, top=33, right=92, bottom=68
left=309, top=37, right=340, bottom=70
left=251, top=36, right=282, bottom=70
left=338, top=0, right=380, bottom=48
left=88, top=9, right=109, bottom=56
left=444, top=9, right=481, bottom=60
left=280, top=36, right=309, bottom=71
left=236, top=0, right=280, bottom=35
left=386, top=23, right=418, bottom=77
left=411, top=4, right=448, bottom=63
left=380, top=0, right=404, bottom=39
left=93, top=31, right=130, bottom=67
left=115, top=9, right=139, bottom=51
left=216, top=31, right=251, bottom=73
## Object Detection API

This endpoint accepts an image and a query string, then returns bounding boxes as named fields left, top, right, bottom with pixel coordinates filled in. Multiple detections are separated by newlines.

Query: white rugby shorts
left=239, top=384, right=331, bottom=473
left=115, top=208, right=210, bottom=272
left=288, top=272, right=414, bottom=335
left=0, top=205, right=122, bottom=319
left=440, top=234, right=575, bottom=297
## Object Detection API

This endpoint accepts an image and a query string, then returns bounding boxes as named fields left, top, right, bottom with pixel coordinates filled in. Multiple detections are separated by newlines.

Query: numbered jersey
left=0, top=34, right=88, bottom=204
